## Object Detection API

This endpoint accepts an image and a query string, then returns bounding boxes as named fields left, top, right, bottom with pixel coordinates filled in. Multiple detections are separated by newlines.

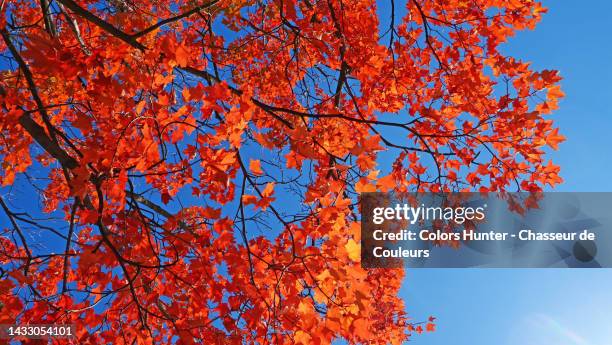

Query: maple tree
left=0, top=0, right=564, bottom=343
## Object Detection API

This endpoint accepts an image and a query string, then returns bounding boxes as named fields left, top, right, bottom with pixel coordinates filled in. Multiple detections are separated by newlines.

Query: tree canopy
left=0, top=0, right=563, bottom=343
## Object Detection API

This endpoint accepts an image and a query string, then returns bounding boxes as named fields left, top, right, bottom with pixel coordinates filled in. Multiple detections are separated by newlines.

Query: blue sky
left=401, top=1, right=612, bottom=344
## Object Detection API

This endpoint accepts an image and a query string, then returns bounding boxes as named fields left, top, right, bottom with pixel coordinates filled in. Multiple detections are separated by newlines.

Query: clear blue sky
left=401, top=1, right=612, bottom=344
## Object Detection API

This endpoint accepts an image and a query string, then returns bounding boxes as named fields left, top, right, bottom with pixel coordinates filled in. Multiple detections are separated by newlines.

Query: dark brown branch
left=0, top=196, right=32, bottom=275
left=40, top=0, right=57, bottom=36
left=62, top=200, right=80, bottom=293
left=131, top=0, right=219, bottom=39
left=18, top=114, right=79, bottom=169
left=0, top=28, right=80, bottom=170
left=56, top=0, right=146, bottom=50
left=57, top=2, right=91, bottom=55
left=411, top=0, right=448, bottom=71
left=334, top=61, right=348, bottom=107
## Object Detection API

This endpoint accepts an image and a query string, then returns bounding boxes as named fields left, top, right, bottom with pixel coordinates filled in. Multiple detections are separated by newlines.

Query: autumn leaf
left=376, top=174, right=396, bottom=192
left=355, top=178, right=376, bottom=193
left=547, top=85, right=565, bottom=100
left=242, top=194, right=257, bottom=205
left=161, top=191, right=172, bottom=205
left=293, top=330, right=312, bottom=344
left=249, top=159, right=264, bottom=175
left=546, top=128, right=565, bottom=150
left=175, top=45, right=190, bottom=67
left=345, top=238, right=361, bottom=262
left=256, top=182, right=276, bottom=210
left=352, top=318, right=370, bottom=339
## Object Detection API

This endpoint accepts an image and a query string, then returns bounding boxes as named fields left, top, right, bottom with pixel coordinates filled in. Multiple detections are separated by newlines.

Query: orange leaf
left=242, top=195, right=257, bottom=205
left=547, top=85, right=565, bottom=100
left=355, top=178, right=376, bottom=193
left=175, top=45, right=189, bottom=67
left=294, top=330, right=312, bottom=345
left=261, top=182, right=275, bottom=197
left=344, top=239, right=360, bottom=262
left=546, top=128, right=565, bottom=150
left=249, top=159, right=264, bottom=175
left=376, top=174, right=396, bottom=191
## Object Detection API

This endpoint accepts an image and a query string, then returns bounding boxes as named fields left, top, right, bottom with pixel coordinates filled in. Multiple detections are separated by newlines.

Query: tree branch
left=131, top=0, right=219, bottom=39
left=56, top=0, right=146, bottom=50
left=0, top=28, right=79, bottom=170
